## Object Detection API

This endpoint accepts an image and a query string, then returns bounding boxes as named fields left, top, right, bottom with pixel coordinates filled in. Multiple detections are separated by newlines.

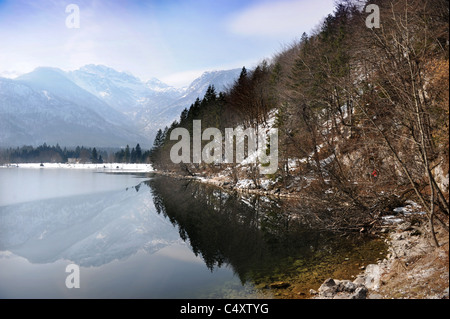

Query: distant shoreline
left=0, top=163, right=154, bottom=173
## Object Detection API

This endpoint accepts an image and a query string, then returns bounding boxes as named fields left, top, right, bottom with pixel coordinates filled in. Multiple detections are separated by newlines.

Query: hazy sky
left=0, top=0, right=335, bottom=87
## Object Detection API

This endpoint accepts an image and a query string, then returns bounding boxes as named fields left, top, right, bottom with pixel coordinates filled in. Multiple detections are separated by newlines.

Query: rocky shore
left=313, top=220, right=449, bottom=299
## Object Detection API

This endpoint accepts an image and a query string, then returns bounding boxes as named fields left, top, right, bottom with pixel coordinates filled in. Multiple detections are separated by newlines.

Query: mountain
left=17, top=67, right=131, bottom=127
left=68, top=65, right=241, bottom=139
left=0, top=68, right=151, bottom=148
left=148, top=69, right=241, bottom=131
left=67, top=65, right=183, bottom=116
left=0, top=65, right=241, bottom=148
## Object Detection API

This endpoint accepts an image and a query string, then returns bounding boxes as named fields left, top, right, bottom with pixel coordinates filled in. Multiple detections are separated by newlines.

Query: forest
left=150, top=0, right=449, bottom=245
left=0, top=143, right=151, bottom=164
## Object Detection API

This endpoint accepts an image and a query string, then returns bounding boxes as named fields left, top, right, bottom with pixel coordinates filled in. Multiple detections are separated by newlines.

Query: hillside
left=150, top=0, right=449, bottom=252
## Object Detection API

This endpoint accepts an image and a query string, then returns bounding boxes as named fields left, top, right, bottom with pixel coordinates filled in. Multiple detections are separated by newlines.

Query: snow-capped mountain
left=139, top=68, right=242, bottom=134
left=17, top=67, right=131, bottom=127
left=67, top=65, right=183, bottom=116
left=0, top=73, right=149, bottom=148
left=0, top=65, right=241, bottom=148
left=68, top=65, right=241, bottom=139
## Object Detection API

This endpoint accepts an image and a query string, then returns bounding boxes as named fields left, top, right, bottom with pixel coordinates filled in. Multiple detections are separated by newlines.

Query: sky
left=0, top=0, right=336, bottom=87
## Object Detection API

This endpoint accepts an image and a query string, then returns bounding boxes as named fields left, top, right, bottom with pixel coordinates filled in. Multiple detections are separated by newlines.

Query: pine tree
left=135, top=143, right=142, bottom=163
left=91, top=147, right=98, bottom=163
left=124, top=145, right=130, bottom=163
left=204, top=85, right=217, bottom=103
left=238, top=67, right=247, bottom=86
left=180, top=108, right=188, bottom=125
left=153, top=129, right=163, bottom=149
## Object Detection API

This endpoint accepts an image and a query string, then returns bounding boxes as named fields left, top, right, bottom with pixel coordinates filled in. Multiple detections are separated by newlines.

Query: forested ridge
left=151, top=0, right=449, bottom=244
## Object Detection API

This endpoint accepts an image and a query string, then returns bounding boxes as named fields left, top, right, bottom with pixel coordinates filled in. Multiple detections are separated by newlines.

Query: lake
left=0, top=167, right=386, bottom=298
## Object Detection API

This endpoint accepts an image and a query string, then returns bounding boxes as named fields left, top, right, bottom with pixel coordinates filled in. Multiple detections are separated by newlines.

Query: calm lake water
left=0, top=168, right=385, bottom=299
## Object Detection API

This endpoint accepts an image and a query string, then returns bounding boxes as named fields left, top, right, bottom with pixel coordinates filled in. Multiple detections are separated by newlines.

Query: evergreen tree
left=180, top=108, right=188, bottom=125
left=135, top=143, right=142, bottom=163
left=91, top=148, right=98, bottom=163
left=130, top=147, right=137, bottom=163
left=124, top=145, right=130, bottom=163
left=204, top=85, right=217, bottom=103
left=237, top=66, right=247, bottom=86
left=153, top=129, right=164, bottom=149
left=115, top=149, right=125, bottom=163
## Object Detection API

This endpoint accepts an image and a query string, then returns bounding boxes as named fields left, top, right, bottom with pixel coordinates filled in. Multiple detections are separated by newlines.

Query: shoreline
left=150, top=169, right=302, bottom=199
left=313, top=219, right=449, bottom=299
left=152, top=170, right=449, bottom=299
left=2, top=165, right=448, bottom=299
left=0, top=162, right=154, bottom=173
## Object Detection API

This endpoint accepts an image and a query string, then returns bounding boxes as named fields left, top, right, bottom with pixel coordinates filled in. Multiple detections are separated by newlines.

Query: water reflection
left=0, top=170, right=385, bottom=298
left=0, top=181, right=179, bottom=267
left=147, top=176, right=386, bottom=294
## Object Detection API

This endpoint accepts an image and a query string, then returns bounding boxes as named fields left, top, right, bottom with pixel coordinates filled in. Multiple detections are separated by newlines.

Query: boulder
left=351, top=286, right=368, bottom=299
left=316, top=278, right=368, bottom=299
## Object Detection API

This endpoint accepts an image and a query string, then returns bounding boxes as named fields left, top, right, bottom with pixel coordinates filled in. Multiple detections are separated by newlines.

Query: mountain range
left=0, top=65, right=241, bottom=148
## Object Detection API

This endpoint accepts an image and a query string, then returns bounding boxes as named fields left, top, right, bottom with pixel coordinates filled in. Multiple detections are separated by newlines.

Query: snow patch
left=1, top=163, right=154, bottom=173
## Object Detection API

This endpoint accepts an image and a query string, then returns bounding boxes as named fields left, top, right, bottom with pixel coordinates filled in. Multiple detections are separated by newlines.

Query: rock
left=322, top=278, right=336, bottom=287
left=316, top=278, right=368, bottom=299
left=363, top=264, right=382, bottom=290
left=309, top=289, right=318, bottom=295
left=351, top=286, right=368, bottom=299
left=340, top=280, right=357, bottom=292
left=317, top=279, right=336, bottom=298
left=353, top=275, right=365, bottom=286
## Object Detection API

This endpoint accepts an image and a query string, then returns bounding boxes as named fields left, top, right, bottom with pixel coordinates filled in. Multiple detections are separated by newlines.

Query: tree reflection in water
left=147, top=176, right=386, bottom=293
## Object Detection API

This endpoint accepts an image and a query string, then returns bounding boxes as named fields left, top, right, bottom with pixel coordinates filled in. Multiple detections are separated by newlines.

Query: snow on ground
left=382, top=200, right=427, bottom=224
left=1, top=163, right=154, bottom=173
left=235, top=179, right=256, bottom=189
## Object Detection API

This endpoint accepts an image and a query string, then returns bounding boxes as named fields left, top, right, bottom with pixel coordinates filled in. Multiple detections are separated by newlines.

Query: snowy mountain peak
left=76, top=64, right=141, bottom=83
left=147, top=77, right=169, bottom=88
left=0, top=65, right=242, bottom=147
left=17, top=67, right=70, bottom=84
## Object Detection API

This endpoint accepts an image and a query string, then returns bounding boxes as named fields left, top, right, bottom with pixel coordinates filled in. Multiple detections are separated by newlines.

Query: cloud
left=0, top=0, right=336, bottom=83
left=227, top=0, right=335, bottom=39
